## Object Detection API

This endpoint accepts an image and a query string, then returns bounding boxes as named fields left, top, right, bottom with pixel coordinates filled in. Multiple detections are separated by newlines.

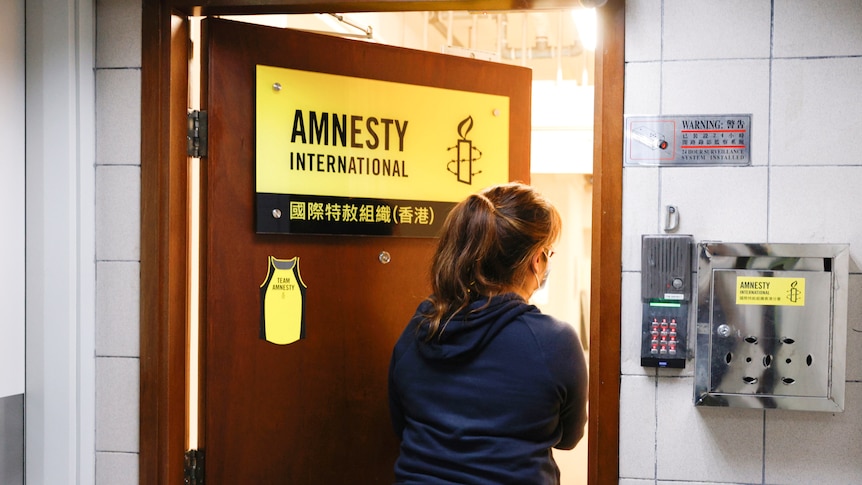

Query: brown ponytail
left=422, top=182, right=561, bottom=340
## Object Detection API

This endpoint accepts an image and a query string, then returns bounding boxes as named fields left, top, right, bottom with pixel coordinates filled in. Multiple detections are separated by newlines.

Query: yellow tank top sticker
left=259, top=256, right=307, bottom=345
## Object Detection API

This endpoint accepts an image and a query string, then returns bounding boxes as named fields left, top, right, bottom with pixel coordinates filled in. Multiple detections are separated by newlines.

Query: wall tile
left=621, top=272, right=651, bottom=376
left=656, top=377, right=763, bottom=483
left=771, top=57, right=862, bottom=167
left=774, top=0, right=862, bottom=58
left=620, top=480, right=654, bottom=485
left=96, top=69, right=141, bottom=166
left=96, top=357, right=139, bottom=453
left=94, top=0, right=141, bottom=482
left=624, top=62, right=661, bottom=115
left=769, top=166, right=862, bottom=263
left=0, top=394, right=23, bottom=485
left=764, top=382, right=862, bottom=484
left=619, top=375, right=657, bottom=480
left=657, top=482, right=714, bottom=485
left=847, top=275, right=862, bottom=382
left=663, top=0, right=771, bottom=60
left=662, top=59, right=770, bottom=167
left=96, top=0, right=142, bottom=68
left=96, top=261, right=140, bottom=357
left=625, top=0, right=662, bottom=62
left=96, top=166, right=141, bottom=261
left=622, top=167, right=660, bottom=272
left=96, top=451, right=138, bottom=485
left=660, top=166, right=768, bottom=243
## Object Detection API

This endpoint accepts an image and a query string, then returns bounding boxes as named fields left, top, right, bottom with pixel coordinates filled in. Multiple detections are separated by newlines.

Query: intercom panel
left=640, top=235, right=693, bottom=368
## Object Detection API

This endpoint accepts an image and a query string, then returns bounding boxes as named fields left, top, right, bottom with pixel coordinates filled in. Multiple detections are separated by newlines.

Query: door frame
left=140, top=1, right=623, bottom=483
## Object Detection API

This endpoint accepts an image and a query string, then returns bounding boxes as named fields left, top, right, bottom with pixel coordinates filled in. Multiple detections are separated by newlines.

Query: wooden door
left=200, top=18, right=531, bottom=483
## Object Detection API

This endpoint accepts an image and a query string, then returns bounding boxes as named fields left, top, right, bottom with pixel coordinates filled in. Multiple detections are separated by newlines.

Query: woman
left=388, top=182, right=588, bottom=484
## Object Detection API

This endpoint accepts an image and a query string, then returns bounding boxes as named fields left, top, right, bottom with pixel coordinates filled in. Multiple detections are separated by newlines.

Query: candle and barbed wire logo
left=447, top=116, right=483, bottom=185
left=787, top=280, right=801, bottom=303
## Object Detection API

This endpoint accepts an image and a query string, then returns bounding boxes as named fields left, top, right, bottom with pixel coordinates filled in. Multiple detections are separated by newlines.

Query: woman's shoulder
left=516, top=310, right=580, bottom=355
left=520, top=310, right=576, bottom=336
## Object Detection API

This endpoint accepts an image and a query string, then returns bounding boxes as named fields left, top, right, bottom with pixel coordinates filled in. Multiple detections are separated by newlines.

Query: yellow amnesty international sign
left=736, top=276, right=805, bottom=306
left=255, top=64, right=511, bottom=237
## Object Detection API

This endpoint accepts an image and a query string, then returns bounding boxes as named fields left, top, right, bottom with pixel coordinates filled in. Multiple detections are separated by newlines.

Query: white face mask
left=534, top=247, right=553, bottom=290
left=534, top=266, right=551, bottom=290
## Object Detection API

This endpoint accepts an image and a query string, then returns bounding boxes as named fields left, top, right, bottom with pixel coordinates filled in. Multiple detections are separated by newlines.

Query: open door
left=200, top=18, right=531, bottom=482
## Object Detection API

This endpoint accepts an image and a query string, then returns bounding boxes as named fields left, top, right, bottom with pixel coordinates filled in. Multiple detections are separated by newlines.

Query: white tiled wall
left=764, top=383, right=862, bottom=484
left=661, top=60, right=770, bottom=167
left=770, top=58, right=862, bottom=167
left=772, top=0, right=862, bottom=58
left=657, top=378, right=763, bottom=483
left=95, top=0, right=141, bottom=482
left=846, top=275, right=862, bottom=382
left=618, top=375, right=655, bottom=478
left=622, top=0, right=862, bottom=483
left=662, top=0, right=771, bottom=60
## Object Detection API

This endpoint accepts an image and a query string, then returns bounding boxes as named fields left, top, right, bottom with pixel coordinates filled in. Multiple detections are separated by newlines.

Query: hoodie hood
left=413, top=293, right=536, bottom=361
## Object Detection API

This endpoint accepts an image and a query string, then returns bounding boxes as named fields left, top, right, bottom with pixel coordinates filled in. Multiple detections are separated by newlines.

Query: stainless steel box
left=694, top=242, right=849, bottom=411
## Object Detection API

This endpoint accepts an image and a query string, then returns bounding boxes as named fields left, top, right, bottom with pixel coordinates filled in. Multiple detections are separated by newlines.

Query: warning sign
left=735, top=276, right=805, bottom=306
left=624, top=114, right=751, bottom=167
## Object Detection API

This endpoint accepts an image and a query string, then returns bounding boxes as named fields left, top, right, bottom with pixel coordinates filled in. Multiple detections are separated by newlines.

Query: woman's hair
left=422, top=182, right=561, bottom=340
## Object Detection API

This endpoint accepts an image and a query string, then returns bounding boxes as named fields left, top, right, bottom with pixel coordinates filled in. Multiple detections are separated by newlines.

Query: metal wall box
left=694, top=242, right=849, bottom=411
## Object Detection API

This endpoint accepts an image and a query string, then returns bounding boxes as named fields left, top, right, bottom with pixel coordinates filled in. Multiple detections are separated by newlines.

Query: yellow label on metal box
left=735, top=276, right=805, bottom=306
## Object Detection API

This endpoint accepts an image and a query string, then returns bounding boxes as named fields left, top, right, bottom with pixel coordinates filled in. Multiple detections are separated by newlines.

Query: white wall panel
left=0, top=0, right=25, bottom=400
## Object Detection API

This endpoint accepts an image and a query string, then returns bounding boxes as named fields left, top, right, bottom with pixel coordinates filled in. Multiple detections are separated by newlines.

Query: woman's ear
left=531, top=249, right=544, bottom=275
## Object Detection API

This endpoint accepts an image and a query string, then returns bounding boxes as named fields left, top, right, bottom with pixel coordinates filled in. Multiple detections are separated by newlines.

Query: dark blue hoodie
left=388, top=294, right=588, bottom=484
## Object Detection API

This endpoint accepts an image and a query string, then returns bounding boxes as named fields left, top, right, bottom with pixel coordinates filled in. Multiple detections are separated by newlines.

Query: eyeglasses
left=543, top=248, right=555, bottom=260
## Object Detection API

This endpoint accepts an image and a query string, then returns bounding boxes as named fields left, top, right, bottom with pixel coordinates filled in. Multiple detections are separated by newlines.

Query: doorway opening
left=187, top=10, right=594, bottom=484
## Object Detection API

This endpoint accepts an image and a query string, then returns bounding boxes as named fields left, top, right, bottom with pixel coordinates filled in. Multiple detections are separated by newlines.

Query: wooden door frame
left=140, top=1, right=623, bottom=483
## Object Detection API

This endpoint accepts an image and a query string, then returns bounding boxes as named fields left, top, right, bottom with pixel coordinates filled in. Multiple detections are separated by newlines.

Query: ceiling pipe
left=470, top=13, right=478, bottom=49
left=446, top=11, right=454, bottom=47
left=327, top=13, right=373, bottom=39
left=496, top=13, right=504, bottom=59
left=422, top=11, right=429, bottom=51
left=520, top=12, right=528, bottom=66
left=495, top=11, right=583, bottom=61
left=427, top=11, right=464, bottom=47
left=556, top=11, right=563, bottom=82
left=428, top=10, right=585, bottom=61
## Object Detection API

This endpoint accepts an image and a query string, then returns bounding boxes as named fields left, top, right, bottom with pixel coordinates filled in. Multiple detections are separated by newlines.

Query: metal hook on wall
left=664, top=205, right=680, bottom=233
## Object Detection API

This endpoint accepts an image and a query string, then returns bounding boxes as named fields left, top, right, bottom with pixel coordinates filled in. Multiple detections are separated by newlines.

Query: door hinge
left=184, top=448, right=205, bottom=485
left=187, top=110, right=208, bottom=158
